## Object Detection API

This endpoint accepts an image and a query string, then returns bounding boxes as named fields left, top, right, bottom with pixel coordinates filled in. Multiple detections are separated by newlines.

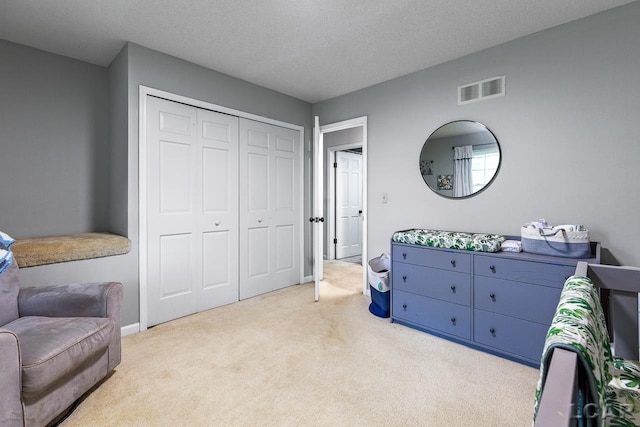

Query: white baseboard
left=121, top=323, right=140, bottom=337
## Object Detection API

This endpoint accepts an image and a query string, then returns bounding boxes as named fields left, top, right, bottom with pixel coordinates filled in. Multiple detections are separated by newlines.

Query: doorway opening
left=317, top=117, right=368, bottom=296
left=326, top=139, right=363, bottom=264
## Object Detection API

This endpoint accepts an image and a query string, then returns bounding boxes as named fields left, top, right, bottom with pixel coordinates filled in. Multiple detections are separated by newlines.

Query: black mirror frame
left=419, top=120, right=502, bottom=199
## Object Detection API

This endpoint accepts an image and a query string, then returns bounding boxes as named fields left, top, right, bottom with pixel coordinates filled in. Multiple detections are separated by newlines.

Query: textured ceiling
left=0, top=0, right=634, bottom=103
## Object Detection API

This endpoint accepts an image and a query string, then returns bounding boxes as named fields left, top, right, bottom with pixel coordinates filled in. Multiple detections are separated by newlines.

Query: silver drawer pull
left=402, top=275, right=407, bottom=282
left=402, top=253, right=407, bottom=259
left=490, top=293, right=496, bottom=300
left=450, top=285, right=456, bottom=293
left=490, top=328, right=496, bottom=335
left=489, top=265, right=496, bottom=272
left=450, top=259, right=456, bottom=267
left=402, top=304, right=407, bottom=311
left=450, top=317, right=456, bottom=324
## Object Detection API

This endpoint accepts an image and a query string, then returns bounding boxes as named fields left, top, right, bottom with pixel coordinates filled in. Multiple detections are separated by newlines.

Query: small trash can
left=368, top=253, right=390, bottom=318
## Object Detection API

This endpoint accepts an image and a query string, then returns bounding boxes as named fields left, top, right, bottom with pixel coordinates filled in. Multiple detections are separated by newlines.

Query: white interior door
left=335, top=151, right=362, bottom=259
left=147, top=97, right=197, bottom=326
left=239, top=118, right=301, bottom=299
left=313, top=116, right=324, bottom=301
left=146, top=96, right=239, bottom=327
left=197, top=109, right=240, bottom=311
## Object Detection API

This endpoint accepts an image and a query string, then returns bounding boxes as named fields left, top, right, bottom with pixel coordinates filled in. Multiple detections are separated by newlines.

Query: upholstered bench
left=11, top=232, right=130, bottom=268
left=534, top=270, right=640, bottom=426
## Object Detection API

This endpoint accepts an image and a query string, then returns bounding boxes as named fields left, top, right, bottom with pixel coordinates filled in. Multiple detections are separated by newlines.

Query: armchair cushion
left=3, top=316, right=115, bottom=398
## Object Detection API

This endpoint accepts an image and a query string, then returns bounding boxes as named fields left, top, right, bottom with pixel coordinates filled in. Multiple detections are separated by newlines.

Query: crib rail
left=534, top=261, right=640, bottom=427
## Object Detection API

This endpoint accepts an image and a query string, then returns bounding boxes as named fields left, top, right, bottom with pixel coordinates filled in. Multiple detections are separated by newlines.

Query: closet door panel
left=240, top=118, right=300, bottom=299
left=147, top=97, right=199, bottom=326
left=247, top=153, right=269, bottom=211
left=147, top=97, right=239, bottom=325
left=197, top=109, right=239, bottom=311
left=276, top=224, right=295, bottom=272
left=202, top=147, right=230, bottom=212
left=159, top=234, right=193, bottom=298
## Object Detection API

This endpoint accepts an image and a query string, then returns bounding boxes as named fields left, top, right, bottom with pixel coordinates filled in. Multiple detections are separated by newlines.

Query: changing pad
left=392, top=229, right=505, bottom=253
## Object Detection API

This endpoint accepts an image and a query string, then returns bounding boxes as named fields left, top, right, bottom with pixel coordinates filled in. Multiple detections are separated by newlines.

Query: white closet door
left=335, top=151, right=362, bottom=259
left=146, top=97, right=239, bottom=326
left=239, top=118, right=300, bottom=299
left=197, top=109, right=240, bottom=311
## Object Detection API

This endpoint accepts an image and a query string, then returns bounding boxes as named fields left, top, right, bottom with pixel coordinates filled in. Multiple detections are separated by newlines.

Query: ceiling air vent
left=458, top=75, right=505, bottom=105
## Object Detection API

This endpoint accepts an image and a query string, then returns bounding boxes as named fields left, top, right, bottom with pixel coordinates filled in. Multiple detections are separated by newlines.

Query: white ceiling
left=0, top=0, right=634, bottom=103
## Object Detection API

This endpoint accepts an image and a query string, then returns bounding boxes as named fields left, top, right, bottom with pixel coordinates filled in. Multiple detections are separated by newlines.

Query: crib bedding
left=392, top=229, right=505, bottom=253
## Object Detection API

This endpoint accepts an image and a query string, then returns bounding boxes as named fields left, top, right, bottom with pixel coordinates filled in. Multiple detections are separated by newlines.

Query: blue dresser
left=390, top=239, right=600, bottom=367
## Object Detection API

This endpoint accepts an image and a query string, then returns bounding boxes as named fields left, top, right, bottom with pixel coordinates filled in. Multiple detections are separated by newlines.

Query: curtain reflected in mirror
left=419, top=121, right=501, bottom=198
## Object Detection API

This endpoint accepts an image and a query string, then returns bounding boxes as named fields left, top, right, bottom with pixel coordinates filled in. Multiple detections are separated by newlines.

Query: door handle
left=214, top=221, right=220, bottom=226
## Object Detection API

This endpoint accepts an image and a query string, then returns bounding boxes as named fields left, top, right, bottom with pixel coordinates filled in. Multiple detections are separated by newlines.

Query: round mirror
left=419, top=120, right=501, bottom=198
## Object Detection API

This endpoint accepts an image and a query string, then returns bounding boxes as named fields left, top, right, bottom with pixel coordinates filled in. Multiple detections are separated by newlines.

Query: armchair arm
left=18, top=282, right=123, bottom=320
left=0, top=328, right=25, bottom=426
left=18, top=281, right=124, bottom=372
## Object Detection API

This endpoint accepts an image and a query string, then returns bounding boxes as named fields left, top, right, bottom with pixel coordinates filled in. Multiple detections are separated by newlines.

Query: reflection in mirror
left=419, top=120, right=501, bottom=198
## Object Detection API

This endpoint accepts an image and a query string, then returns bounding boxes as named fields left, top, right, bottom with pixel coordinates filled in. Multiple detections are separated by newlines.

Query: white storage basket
left=520, top=225, right=591, bottom=258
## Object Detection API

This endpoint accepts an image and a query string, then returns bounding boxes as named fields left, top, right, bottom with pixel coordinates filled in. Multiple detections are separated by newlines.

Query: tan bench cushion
left=12, top=232, right=130, bottom=268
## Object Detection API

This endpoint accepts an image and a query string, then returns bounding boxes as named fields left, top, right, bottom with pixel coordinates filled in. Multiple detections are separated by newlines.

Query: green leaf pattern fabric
left=392, top=229, right=505, bottom=252
left=612, top=359, right=640, bottom=392
left=533, top=276, right=640, bottom=426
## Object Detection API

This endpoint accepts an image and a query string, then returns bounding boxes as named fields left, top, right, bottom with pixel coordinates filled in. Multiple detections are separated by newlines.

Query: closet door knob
left=450, top=285, right=456, bottom=292
left=489, top=293, right=496, bottom=300
left=489, top=265, right=496, bottom=272
left=214, top=220, right=220, bottom=226
left=402, top=275, right=407, bottom=282
left=450, top=317, right=456, bottom=324
left=402, top=253, right=407, bottom=259
left=258, top=218, right=263, bottom=223
left=402, top=304, right=407, bottom=311
left=489, top=328, right=496, bottom=334
left=450, top=259, right=456, bottom=267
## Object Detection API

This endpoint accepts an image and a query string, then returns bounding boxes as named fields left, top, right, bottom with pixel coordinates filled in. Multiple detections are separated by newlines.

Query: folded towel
left=0, top=231, right=15, bottom=275
left=501, top=240, right=523, bottom=253
left=0, top=230, right=14, bottom=249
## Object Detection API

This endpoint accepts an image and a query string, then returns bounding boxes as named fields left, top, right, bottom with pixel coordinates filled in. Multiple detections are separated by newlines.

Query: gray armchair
left=0, top=258, right=123, bottom=426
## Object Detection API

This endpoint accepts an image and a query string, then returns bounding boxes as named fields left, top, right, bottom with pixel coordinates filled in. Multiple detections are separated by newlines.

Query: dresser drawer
left=474, top=276, right=561, bottom=325
left=392, top=263, right=470, bottom=306
left=473, top=255, right=575, bottom=288
left=474, top=310, right=548, bottom=362
left=392, top=244, right=470, bottom=273
left=393, top=290, right=470, bottom=339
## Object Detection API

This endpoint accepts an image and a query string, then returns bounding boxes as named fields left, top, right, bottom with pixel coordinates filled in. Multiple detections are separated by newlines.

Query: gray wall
left=0, top=40, right=110, bottom=237
left=0, top=40, right=137, bottom=324
left=312, top=2, right=640, bottom=267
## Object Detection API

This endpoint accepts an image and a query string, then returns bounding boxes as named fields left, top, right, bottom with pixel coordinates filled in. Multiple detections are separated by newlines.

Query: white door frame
left=139, top=86, right=305, bottom=331
left=319, top=117, right=368, bottom=296
left=326, top=142, right=363, bottom=261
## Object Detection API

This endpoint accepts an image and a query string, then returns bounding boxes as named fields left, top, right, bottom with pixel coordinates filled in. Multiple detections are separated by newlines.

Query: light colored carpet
left=61, top=260, right=538, bottom=426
